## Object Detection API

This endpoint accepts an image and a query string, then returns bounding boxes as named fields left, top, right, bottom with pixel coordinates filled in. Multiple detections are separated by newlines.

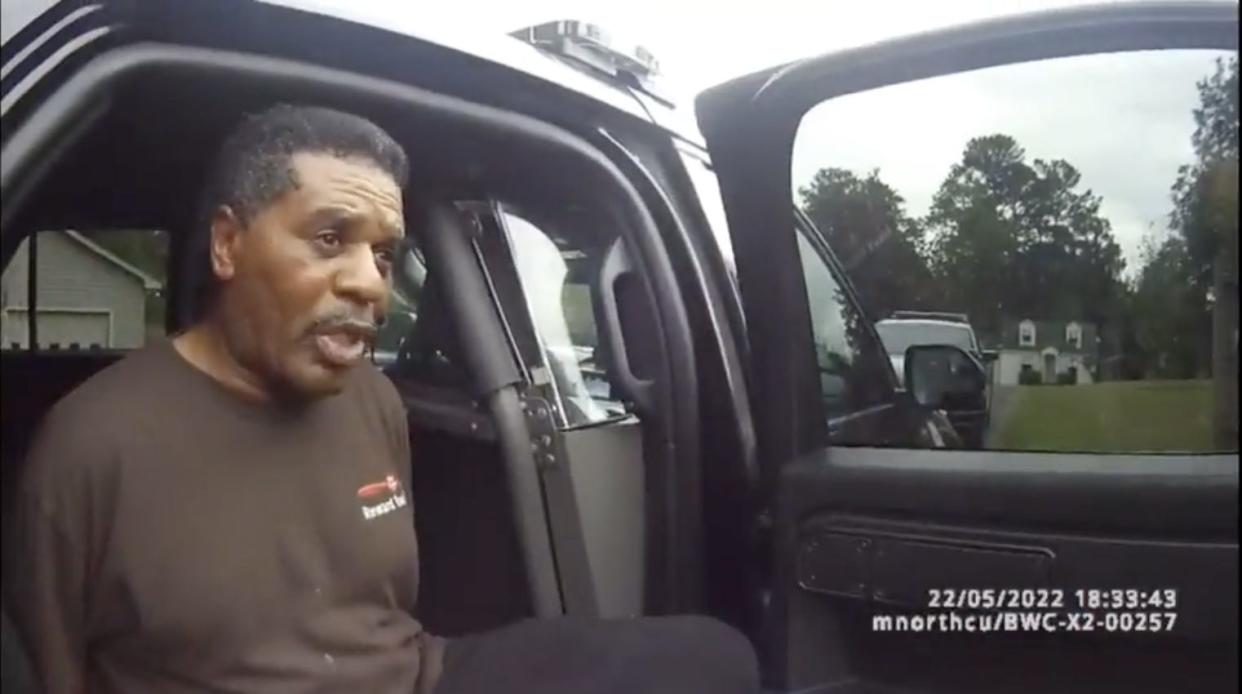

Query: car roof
left=0, top=1, right=706, bottom=144
left=876, top=319, right=974, bottom=331
left=252, top=0, right=709, bottom=146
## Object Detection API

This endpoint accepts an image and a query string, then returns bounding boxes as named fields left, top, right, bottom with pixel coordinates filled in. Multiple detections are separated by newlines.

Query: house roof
left=64, top=231, right=163, bottom=291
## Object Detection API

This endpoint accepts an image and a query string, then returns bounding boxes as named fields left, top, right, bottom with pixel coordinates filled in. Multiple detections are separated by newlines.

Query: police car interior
left=2, top=1, right=1238, bottom=693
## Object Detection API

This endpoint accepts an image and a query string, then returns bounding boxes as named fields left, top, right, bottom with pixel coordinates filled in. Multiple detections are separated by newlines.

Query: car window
left=376, top=243, right=472, bottom=390
left=371, top=245, right=422, bottom=367
left=876, top=322, right=975, bottom=354
left=499, top=208, right=630, bottom=428
left=793, top=48, right=1239, bottom=454
left=795, top=230, right=894, bottom=423
left=1, top=229, right=167, bottom=352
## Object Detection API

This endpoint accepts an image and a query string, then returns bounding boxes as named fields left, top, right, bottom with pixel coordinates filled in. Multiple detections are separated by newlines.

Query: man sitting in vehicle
left=3, top=104, right=758, bottom=694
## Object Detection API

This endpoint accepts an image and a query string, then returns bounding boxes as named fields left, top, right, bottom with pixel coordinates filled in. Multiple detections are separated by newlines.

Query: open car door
left=698, top=3, right=1239, bottom=693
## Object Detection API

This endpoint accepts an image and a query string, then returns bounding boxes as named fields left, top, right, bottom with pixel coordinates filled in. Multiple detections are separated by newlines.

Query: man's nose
left=334, top=245, right=388, bottom=308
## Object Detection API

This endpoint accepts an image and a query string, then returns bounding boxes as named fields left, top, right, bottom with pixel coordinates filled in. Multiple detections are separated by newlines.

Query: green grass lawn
left=993, top=380, right=1217, bottom=453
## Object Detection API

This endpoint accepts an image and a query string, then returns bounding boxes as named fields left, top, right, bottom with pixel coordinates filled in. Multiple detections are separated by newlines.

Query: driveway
left=986, top=385, right=1025, bottom=448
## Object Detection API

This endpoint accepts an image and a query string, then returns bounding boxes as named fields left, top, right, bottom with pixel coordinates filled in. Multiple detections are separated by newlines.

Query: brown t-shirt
left=4, top=340, right=443, bottom=694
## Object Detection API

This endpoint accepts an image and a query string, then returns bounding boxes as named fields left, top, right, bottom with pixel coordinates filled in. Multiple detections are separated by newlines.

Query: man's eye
left=315, top=230, right=343, bottom=250
left=374, top=248, right=396, bottom=266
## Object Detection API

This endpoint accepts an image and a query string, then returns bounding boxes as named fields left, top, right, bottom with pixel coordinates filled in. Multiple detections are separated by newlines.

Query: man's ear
left=209, top=206, right=244, bottom=283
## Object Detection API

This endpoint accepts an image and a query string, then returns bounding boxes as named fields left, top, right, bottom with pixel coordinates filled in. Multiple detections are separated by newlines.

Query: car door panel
left=789, top=507, right=1237, bottom=640
left=782, top=449, right=1238, bottom=536
left=780, top=463, right=1237, bottom=692
left=698, top=3, right=1238, bottom=691
left=774, top=451, right=1239, bottom=691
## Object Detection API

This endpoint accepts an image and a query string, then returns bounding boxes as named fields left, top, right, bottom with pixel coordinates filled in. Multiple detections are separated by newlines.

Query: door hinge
left=520, top=395, right=561, bottom=471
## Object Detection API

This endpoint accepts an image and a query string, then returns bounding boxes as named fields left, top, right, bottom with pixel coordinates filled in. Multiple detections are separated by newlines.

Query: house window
left=1066, top=322, right=1082, bottom=349
left=1019, top=320, right=1036, bottom=347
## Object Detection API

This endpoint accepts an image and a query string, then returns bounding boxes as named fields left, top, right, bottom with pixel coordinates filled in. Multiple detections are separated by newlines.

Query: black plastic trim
left=783, top=448, right=1239, bottom=538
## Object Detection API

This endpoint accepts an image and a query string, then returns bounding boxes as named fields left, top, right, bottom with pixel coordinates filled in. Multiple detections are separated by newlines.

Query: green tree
left=925, top=134, right=1125, bottom=341
left=1164, top=56, right=1238, bottom=377
left=797, top=167, right=937, bottom=319
left=1129, top=234, right=1204, bottom=378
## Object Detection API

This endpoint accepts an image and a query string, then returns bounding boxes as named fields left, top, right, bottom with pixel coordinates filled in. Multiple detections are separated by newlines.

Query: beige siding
left=1, top=233, right=149, bottom=349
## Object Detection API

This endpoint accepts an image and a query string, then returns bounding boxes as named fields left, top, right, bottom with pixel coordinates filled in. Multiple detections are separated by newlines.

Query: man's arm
left=2, top=592, right=39, bottom=691
left=5, top=503, right=90, bottom=694
left=4, top=413, right=101, bottom=694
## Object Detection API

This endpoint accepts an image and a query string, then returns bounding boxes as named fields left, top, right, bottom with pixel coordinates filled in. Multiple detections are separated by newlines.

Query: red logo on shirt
left=357, top=474, right=407, bottom=521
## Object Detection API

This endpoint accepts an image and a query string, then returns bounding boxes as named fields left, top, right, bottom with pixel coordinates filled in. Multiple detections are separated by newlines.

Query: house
left=1, top=231, right=162, bottom=350
left=992, top=318, right=1099, bottom=385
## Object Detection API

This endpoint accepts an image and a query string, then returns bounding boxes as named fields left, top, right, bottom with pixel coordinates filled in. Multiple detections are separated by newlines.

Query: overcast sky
left=314, top=0, right=1230, bottom=275
left=344, top=0, right=1099, bottom=94
left=10, top=0, right=1220, bottom=273
left=793, top=48, right=1231, bottom=274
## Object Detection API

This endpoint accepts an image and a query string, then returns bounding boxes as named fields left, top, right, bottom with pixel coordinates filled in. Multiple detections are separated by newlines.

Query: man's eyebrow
left=307, top=206, right=404, bottom=237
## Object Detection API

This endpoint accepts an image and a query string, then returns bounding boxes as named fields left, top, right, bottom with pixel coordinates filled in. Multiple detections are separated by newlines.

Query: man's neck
left=172, top=323, right=273, bottom=403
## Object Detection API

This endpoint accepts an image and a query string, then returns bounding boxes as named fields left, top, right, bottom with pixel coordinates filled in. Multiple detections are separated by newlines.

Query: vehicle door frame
left=792, top=207, right=920, bottom=448
left=698, top=0, right=1239, bottom=480
left=697, top=2, right=1240, bottom=689
left=2, top=0, right=120, bottom=234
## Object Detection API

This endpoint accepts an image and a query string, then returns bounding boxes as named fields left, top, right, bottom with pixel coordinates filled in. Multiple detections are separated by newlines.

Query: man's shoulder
left=16, top=345, right=175, bottom=516
left=34, top=343, right=177, bottom=454
left=50, top=343, right=173, bottom=417
left=348, top=362, right=404, bottom=412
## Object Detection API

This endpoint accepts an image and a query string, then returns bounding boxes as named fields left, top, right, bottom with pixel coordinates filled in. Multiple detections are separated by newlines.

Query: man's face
left=210, top=151, right=404, bottom=399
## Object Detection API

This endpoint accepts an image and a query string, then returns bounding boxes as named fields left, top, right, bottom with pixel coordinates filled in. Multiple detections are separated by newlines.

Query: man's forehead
left=287, top=151, right=405, bottom=231
left=289, top=151, right=401, bottom=193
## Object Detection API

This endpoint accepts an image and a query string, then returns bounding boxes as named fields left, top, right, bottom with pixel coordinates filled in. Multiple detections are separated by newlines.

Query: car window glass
left=795, top=230, right=894, bottom=423
left=376, top=243, right=471, bottom=390
left=1, top=229, right=167, bottom=352
left=876, top=322, right=975, bottom=354
left=371, top=246, right=423, bottom=367
left=500, top=209, right=629, bottom=427
left=793, top=48, right=1239, bottom=454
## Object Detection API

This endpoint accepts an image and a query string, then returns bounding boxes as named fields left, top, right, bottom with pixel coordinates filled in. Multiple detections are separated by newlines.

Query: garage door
left=2, top=309, right=114, bottom=349
left=37, top=310, right=110, bottom=349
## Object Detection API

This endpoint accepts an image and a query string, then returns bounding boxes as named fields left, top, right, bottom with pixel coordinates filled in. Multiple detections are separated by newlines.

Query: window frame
left=474, top=201, right=639, bottom=431
left=793, top=211, right=900, bottom=426
left=1019, top=320, right=1037, bottom=347
left=1066, top=322, right=1083, bottom=350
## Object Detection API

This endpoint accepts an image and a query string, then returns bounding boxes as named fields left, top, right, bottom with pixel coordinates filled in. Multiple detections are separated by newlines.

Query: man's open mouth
left=314, top=332, right=365, bottom=366
left=311, top=322, right=376, bottom=368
